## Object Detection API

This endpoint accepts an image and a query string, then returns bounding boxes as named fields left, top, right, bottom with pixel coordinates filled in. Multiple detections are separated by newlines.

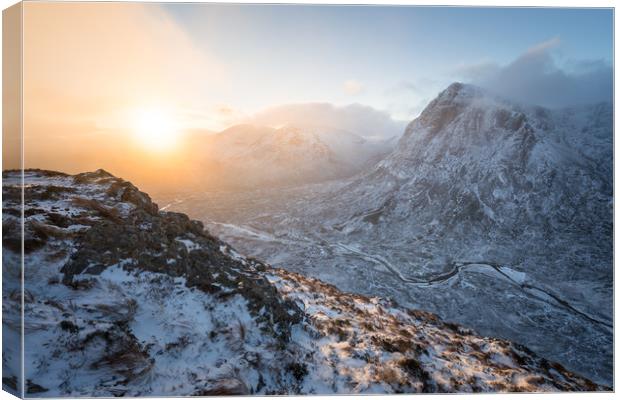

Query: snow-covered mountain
left=191, top=124, right=392, bottom=189
left=168, top=83, right=612, bottom=385
left=330, top=82, right=612, bottom=239
left=2, top=169, right=606, bottom=396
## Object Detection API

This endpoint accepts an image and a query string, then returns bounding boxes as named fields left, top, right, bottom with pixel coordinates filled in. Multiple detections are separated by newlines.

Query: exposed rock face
left=2, top=169, right=608, bottom=395
left=336, top=82, right=612, bottom=239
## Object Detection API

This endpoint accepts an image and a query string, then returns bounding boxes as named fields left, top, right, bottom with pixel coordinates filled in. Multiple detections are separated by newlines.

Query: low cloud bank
left=457, top=38, right=612, bottom=108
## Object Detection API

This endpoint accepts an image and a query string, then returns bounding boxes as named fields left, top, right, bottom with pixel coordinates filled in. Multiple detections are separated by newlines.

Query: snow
left=175, top=238, right=200, bottom=252
left=498, top=266, right=527, bottom=285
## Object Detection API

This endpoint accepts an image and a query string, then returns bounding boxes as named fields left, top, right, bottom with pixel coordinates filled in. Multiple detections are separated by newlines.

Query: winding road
left=208, top=221, right=613, bottom=331
left=332, top=242, right=613, bottom=330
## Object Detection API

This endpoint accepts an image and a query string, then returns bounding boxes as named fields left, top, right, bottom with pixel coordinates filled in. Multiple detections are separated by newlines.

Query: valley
left=153, top=83, right=613, bottom=386
left=155, top=186, right=613, bottom=387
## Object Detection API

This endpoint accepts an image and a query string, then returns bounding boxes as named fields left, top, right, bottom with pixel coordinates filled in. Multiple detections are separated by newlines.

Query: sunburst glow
left=132, top=108, right=180, bottom=151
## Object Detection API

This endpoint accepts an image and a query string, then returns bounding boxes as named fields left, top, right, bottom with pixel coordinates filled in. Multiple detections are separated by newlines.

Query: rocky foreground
left=2, top=169, right=607, bottom=396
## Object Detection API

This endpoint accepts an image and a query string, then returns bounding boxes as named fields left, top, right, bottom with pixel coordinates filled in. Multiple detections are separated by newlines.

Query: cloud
left=383, top=78, right=445, bottom=120
left=249, top=102, right=406, bottom=140
left=525, top=36, right=561, bottom=55
left=343, top=79, right=365, bottom=95
left=208, top=104, right=248, bottom=129
left=455, top=38, right=612, bottom=108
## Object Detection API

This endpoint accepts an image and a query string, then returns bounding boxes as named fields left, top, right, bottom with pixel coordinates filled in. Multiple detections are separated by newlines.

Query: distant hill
left=188, top=124, right=393, bottom=189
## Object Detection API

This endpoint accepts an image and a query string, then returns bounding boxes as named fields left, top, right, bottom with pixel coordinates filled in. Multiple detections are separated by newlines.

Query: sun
left=131, top=108, right=180, bottom=151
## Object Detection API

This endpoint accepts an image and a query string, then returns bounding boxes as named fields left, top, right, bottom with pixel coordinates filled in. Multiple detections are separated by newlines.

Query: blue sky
left=159, top=5, right=613, bottom=121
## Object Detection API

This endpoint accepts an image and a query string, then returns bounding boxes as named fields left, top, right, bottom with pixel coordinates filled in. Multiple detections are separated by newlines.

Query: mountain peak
left=434, top=82, right=488, bottom=104
left=399, top=82, right=526, bottom=143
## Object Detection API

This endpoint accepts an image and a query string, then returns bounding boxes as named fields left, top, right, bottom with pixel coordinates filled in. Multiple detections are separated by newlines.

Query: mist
left=249, top=102, right=407, bottom=141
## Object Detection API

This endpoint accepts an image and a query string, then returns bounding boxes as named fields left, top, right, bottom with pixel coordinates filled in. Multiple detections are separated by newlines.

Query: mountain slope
left=191, top=124, right=391, bottom=189
left=179, top=83, right=612, bottom=385
left=335, top=83, right=612, bottom=237
left=326, top=83, right=613, bottom=331
left=1, top=169, right=606, bottom=396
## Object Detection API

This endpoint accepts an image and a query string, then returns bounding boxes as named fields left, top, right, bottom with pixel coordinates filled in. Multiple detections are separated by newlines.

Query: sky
left=15, top=2, right=613, bottom=187
left=160, top=5, right=613, bottom=119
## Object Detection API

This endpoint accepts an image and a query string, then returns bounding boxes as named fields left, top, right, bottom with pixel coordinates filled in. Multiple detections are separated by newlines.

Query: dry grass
left=71, top=197, right=121, bottom=222
left=28, top=220, right=74, bottom=239
left=93, top=299, right=138, bottom=323
left=193, top=378, right=250, bottom=396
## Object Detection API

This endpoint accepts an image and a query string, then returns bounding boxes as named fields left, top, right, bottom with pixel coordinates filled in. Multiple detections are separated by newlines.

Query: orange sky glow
left=17, top=3, right=227, bottom=191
